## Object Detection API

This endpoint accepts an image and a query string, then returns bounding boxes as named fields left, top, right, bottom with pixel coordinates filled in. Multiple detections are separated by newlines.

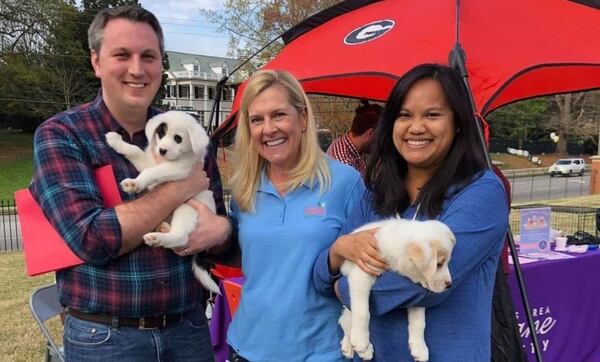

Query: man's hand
left=116, top=162, right=210, bottom=255
left=168, top=162, right=209, bottom=202
left=173, top=199, right=233, bottom=256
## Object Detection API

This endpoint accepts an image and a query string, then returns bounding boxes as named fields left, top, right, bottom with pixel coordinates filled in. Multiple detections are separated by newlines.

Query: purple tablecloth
left=508, top=249, right=600, bottom=362
left=210, top=277, right=244, bottom=362
left=211, top=254, right=600, bottom=362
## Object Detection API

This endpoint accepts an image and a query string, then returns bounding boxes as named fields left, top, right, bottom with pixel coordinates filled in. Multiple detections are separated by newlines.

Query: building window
left=193, top=64, right=199, bottom=72
left=166, top=85, right=170, bottom=98
left=178, top=84, right=190, bottom=98
left=222, top=87, right=231, bottom=101
left=208, top=87, right=215, bottom=100
left=171, top=85, right=177, bottom=98
left=194, top=86, right=204, bottom=99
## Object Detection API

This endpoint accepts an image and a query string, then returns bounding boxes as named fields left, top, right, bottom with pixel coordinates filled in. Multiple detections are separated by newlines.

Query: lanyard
left=396, top=203, right=421, bottom=221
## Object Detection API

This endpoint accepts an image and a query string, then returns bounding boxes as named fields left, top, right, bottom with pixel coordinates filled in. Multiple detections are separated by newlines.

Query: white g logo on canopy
left=344, top=20, right=395, bottom=45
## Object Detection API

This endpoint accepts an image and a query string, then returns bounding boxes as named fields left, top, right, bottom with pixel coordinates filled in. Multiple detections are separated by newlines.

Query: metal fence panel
left=0, top=199, right=22, bottom=252
left=0, top=192, right=234, bottom=253
left=510, top=204, right=598, bottom=237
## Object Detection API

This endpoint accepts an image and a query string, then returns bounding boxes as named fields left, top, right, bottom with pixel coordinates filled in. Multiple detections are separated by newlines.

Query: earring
left=456, top=127, right=461, bottom=134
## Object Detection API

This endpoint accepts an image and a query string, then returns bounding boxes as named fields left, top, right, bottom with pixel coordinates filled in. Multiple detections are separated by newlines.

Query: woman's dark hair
left=365, top=63, right=487, bottom=218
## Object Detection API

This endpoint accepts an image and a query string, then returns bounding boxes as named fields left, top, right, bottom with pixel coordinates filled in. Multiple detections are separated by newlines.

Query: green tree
left=549, top=93, right=589, bottom=153
left=201, top=0, right=341, bottom=73
left=0, top=0, right=58, bottom=52
left=487, top=98, right=551, bottom=148
left=0, top=0, right=79, bottom=129
left=81, top=0, right=139, bottom=11
left=549, top=91, right=600, bottom=154
left=155, top=51, right=169, bottom=108
left=44, top=1, right=90, bottom=109
left=0, top=0, right=164, bottom=130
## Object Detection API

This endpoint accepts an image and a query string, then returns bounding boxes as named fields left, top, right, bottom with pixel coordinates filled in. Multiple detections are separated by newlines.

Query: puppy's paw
left=355, top=342, right=373, bottom=361
left=121, top=178, right=141, bottom=193
left=157, top=222, right=171, bottom=233
left=340, top=337, right=354, bottom=359
left=144, top=232, right=163, bottom=247
left=409, top=340, right=429, bottom=362
left=105, top=132, right=122, bottom=147
left=350, top=333, right=373, bottom=360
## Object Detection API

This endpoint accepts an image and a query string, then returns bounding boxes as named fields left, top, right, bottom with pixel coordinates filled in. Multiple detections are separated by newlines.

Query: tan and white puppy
left=105, top=110, right=219, bottom=294
left=340, top=218, right=456, bottom=361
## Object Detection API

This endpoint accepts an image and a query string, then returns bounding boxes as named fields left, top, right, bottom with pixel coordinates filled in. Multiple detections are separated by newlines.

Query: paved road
left=508, top=174, right=589, bottom=203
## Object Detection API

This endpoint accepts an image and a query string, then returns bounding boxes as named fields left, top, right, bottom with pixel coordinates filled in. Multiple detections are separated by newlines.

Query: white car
left=549, top=158, right=585, bottom=177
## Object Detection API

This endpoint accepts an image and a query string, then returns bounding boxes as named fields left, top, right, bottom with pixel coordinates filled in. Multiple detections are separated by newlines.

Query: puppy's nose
left=159, top=148, right=167, bottom=156
left=445, top=281, right=452, bottom=289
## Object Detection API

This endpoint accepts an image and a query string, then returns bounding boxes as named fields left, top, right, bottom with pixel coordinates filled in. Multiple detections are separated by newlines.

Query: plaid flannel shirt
left=30, top=93, right=225, bottom=317
left=326, top=132, right=366, bottom=176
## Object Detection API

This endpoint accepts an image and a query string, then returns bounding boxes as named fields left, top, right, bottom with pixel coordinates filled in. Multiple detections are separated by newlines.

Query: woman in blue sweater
left=313, top=64, right=509, bottom=361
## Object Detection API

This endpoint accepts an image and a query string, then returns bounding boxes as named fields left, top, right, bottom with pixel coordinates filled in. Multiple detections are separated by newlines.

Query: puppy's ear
left=408, top=241, right=437, bottom=283
left=449, top=233, right=457, bottom=246
left=442, top=225, right=456, bottom=247
left=145, top=115, right=165, bottom=154
left=188, top=123, right=209, bottom=156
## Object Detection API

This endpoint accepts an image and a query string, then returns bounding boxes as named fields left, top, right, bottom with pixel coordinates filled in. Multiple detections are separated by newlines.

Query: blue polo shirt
left=227, top=158, right=365, bottom=361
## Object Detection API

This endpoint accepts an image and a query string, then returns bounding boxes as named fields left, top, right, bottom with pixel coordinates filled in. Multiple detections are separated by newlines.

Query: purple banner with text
left=508, top=249, right=600, bottom=361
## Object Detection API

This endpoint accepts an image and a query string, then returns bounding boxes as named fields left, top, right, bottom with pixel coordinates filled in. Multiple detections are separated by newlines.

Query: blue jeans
left=63, top=307, right=214, bottom=362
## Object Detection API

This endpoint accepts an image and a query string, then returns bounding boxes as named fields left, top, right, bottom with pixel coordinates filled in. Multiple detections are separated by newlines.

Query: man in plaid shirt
left=29, top=6, right=231, bottom=361
left=327, top=100, right=382, bottom=177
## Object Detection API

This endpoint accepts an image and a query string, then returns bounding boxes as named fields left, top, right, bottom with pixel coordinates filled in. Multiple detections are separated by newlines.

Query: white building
left=163, top=51, right=240, bottom=129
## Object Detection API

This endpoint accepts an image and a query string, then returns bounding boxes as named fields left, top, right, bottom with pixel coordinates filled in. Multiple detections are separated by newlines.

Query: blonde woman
left=221, top=70, right=366, bottom=361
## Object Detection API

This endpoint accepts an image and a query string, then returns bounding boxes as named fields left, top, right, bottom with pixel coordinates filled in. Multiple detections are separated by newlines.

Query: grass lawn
left=0, top=130, right=34, bottom=200
left=0, top=156, right=33, bottom=200
left=491, top=152, right=593, bottom=170
left=0, top=130, right=234, bottom=200
left=0, top=252, right=59, bottom=362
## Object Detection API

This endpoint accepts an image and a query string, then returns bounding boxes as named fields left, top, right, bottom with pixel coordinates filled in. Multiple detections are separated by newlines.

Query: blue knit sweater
left=313, top=170, right=508, bottom=361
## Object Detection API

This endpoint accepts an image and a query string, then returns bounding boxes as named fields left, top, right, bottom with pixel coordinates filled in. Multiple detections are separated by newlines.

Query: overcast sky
left=75, top=0, right=229, bottom=57
left=139, top=0, right=229, bottom=57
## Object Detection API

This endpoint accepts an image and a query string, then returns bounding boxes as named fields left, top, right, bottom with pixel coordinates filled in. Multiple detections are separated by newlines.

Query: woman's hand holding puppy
left=328, top=228, right=388, bottom=276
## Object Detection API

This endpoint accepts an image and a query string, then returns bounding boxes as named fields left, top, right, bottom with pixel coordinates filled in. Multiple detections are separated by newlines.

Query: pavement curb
left=501, top=165, right=591, bottom=178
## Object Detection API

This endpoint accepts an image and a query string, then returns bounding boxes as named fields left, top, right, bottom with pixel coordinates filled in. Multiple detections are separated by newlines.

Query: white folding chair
left=29, top=284, right=65, bottom=362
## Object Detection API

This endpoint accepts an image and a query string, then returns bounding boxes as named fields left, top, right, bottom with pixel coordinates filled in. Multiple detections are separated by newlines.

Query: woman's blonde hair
left=231, top=69, right=330, bottom=212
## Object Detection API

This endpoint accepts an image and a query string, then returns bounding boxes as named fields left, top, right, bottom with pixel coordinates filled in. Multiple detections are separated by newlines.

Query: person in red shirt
left=327, top=100, right=382, bottom=177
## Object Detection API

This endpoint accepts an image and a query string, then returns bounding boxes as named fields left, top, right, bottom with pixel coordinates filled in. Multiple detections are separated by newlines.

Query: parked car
left=548, top=158, right=586, bottom=177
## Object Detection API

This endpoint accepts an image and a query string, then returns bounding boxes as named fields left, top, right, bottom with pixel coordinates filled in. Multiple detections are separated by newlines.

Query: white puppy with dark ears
left=105, top=110, right=220, bottom=294
left=339, top=218, right=456, bottom=362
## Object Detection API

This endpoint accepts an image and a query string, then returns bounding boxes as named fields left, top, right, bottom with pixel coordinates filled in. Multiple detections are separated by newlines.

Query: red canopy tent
left=208, top=1, right=600, bottom=360
left=212, top=0, right=600, bottom=141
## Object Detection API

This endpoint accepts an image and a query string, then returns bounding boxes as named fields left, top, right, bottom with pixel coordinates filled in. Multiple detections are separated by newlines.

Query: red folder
left=15, top=165, right=122, bottom=276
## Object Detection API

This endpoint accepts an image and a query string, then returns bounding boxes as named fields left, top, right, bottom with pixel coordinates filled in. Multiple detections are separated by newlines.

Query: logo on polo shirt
left=304, top=202, right=327, bottom=219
